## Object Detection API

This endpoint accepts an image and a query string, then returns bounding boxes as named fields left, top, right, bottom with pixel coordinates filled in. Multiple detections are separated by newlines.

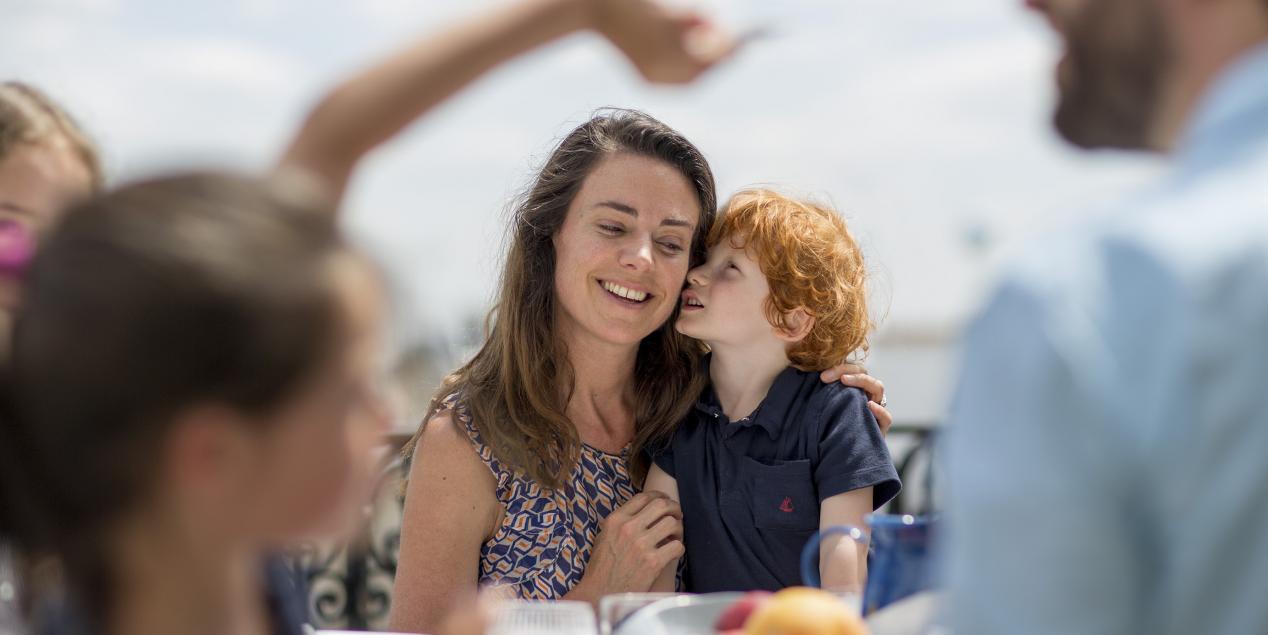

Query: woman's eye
left=660, top=241, right=684, bottom=254
left=599, top=224, right=623, bottom=234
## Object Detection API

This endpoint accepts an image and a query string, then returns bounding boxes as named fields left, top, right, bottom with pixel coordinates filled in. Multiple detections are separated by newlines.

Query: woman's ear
left=774, top=307, right=815, bottom=343
left=163, top=405, right=251, bottom=500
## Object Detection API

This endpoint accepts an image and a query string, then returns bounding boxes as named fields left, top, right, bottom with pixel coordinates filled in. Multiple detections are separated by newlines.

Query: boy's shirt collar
left=696, top=354, right=804, bottom=440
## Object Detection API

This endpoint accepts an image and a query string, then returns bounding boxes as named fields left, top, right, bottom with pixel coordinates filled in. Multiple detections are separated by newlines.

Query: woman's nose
left=618, top=237, right=654, bottom=271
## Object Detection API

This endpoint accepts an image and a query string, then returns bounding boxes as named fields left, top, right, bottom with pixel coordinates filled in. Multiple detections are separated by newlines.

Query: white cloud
left=235, top=0, right=285, bottom=22
left=347, top=0, right=485, bottom=32
left=6, top=0, right=120, bottom=14
left=144, top=38, right=307, bottom=93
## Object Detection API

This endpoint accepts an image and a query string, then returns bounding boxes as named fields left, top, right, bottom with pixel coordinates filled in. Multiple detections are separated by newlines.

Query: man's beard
left=1053, top=0, right=1170, bottom=150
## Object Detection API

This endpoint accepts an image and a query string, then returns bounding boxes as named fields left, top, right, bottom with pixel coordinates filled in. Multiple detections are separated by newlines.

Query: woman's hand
left=591, top=0, right=737, bottom=84
left=820, top=364, right=892, bottom=435
left=572, top=491, right=685, bottom=601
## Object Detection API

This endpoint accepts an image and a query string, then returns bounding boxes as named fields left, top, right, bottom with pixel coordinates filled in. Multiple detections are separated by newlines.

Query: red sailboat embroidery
left=779, top=496, right=795, bottom=513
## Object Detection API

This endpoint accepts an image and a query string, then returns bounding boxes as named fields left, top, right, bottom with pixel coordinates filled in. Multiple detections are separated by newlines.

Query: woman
left=0, top=81, right=106, bottom=632
left=0, top=82, right=102, bottom=319
left=390, top=109, right=890, bottom=632
left=0, top=173, right=391, bottom=635
left=0, top=82, right=101, bottom=223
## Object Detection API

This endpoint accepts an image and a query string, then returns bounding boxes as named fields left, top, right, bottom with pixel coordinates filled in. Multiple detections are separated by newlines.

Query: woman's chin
left=582, top=322, right=663, bottom=347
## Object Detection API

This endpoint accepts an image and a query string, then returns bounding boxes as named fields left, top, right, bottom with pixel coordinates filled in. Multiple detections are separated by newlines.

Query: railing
left=290, top=435, right=409, bottom=631
left=885, top=424, right=942, bottom=516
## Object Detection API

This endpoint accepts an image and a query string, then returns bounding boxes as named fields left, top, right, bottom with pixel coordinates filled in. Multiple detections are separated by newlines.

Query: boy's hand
left=590, top=0, right=738, bottom=84
left=820, top=364, right=892, bottom=436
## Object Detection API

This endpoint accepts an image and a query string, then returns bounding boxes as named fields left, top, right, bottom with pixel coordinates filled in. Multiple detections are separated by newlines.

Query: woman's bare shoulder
left=406, top=409, right=494, bottom=495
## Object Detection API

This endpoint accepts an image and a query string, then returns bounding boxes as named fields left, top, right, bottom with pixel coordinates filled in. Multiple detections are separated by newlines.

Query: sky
left=1, top=0, right=1165, bottom=420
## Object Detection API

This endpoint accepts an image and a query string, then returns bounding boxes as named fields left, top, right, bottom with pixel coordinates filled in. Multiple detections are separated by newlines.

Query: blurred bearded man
left=945, top=0, right=1268, bottom=632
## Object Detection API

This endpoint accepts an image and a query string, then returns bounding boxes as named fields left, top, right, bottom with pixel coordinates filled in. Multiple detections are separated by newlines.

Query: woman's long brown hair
left=405, top=109, right=714, bottom=489
left=0, top=81, right=103, bottom=191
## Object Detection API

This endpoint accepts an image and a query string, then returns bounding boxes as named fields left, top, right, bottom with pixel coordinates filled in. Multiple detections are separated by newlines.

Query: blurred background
left=1, top=0, right=1162, bottom=430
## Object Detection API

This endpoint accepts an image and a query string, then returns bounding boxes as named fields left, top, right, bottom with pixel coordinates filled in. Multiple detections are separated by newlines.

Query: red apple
left=715, top=591, right=774, bottom=632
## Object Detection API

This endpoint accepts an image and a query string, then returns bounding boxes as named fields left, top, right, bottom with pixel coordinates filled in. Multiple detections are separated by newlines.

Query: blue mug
left=800, top=513, right=937, bottom=615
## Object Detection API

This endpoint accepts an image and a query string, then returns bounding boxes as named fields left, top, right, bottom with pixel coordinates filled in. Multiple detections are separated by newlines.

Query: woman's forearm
left=279, top=0, right=592, bottom=205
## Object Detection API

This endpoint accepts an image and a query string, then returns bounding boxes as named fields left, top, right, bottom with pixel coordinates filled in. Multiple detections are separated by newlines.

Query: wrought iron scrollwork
left=289, top=438, right=408, bottom=631
left=887, top=425, right=941, bottom=516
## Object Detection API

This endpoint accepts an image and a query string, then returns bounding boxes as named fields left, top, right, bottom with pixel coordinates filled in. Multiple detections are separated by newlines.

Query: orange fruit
left=742, top=587, right=868, bottom=635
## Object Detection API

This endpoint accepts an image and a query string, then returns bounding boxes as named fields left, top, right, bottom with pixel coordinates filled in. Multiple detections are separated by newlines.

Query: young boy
left=647, top=189, right=900, bottom=593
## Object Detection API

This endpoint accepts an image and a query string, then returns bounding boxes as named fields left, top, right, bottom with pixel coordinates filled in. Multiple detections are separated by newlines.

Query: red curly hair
left=708, top=189, right=871, bottom=370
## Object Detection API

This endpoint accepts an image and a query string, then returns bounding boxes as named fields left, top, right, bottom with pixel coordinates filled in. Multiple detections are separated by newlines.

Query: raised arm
left=277, top=0, right=735, bottom=206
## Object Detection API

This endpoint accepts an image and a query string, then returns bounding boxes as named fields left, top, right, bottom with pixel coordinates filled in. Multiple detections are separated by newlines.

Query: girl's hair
left=406, top=109, right=715, bottom=488
left=0, top=172, right=349, bottom=626
left=0, top=81, right=103, bottom=191
left=709, top=189, right=871, bottom=370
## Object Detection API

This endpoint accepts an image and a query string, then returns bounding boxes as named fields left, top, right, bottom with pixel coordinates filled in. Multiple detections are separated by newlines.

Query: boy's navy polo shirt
left=653, top=363, right=901, bottom=593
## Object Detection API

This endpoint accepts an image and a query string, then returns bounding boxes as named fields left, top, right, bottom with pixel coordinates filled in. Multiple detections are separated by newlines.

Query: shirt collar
left=694, top=357, right=804, bottom=441
left=1176, top=42, right=1268, bottom=171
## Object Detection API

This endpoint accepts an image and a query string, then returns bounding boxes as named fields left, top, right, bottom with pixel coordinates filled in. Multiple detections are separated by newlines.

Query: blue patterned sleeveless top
left=439, top=393, right=637, bottom=599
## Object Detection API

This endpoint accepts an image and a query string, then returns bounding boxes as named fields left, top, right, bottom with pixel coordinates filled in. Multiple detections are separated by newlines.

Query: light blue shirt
left=946, top=43, right=1268, bottom=634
